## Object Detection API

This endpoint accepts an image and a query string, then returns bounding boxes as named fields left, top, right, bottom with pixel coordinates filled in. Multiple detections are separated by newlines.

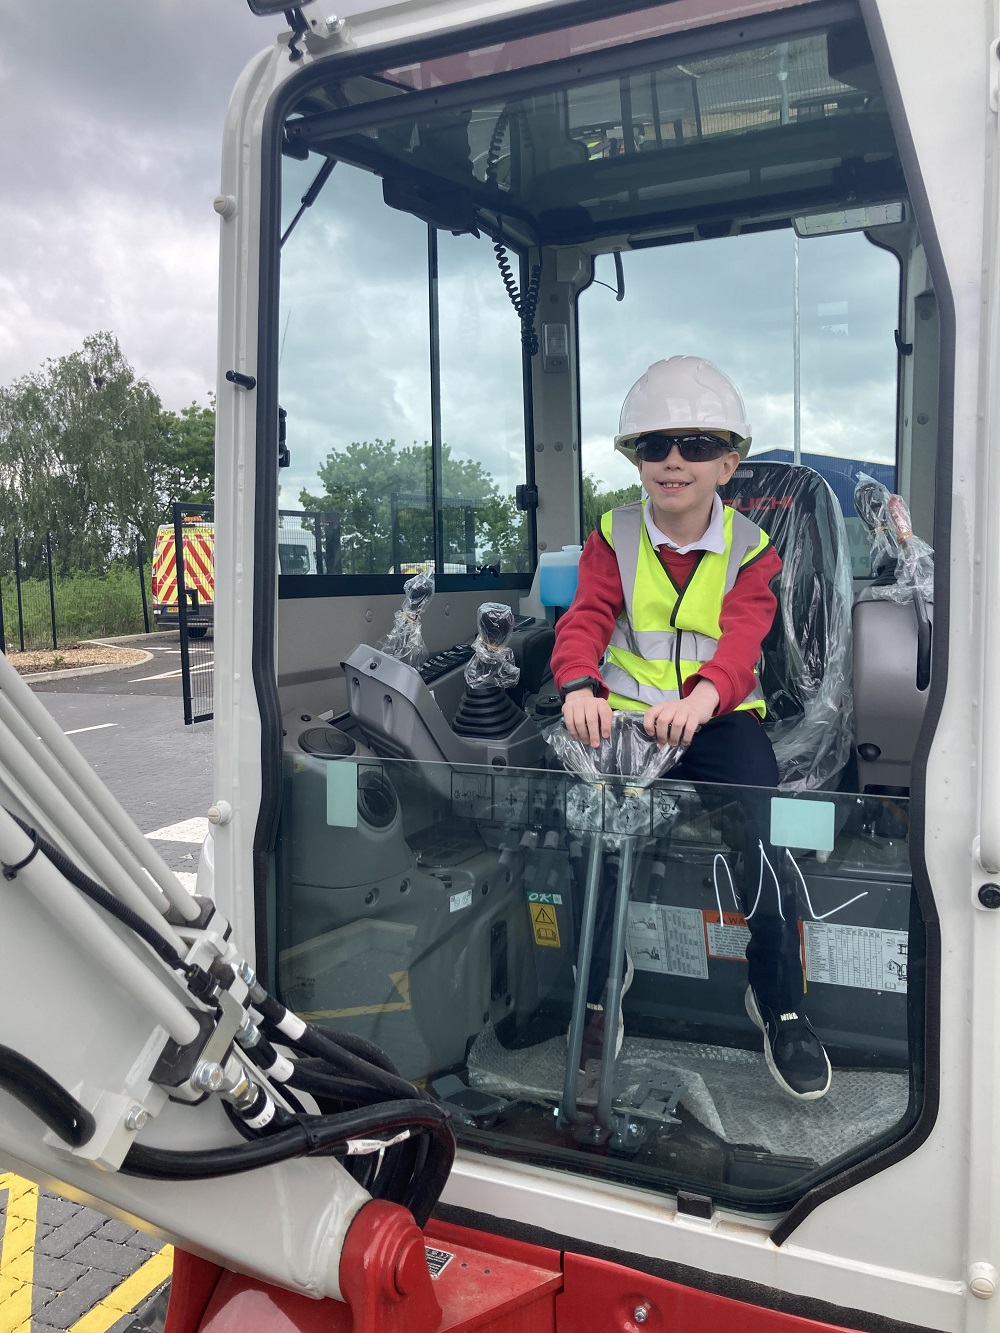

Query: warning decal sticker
left=529, top=902, right=561, bottom=948
left=425, top=1246, right=455, bottom=1279
left=703, top=910, right=751, bottom=961
left=804, top=922, right=908, bottom=992
left=627, top=903, right=708, bottom=979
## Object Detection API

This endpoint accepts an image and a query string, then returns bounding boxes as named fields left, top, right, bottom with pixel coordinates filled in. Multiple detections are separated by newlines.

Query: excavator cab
left=262, top=5, right=933, bottom=1219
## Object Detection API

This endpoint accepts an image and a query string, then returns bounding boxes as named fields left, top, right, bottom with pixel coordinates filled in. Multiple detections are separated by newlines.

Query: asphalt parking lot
left=1, top=633, right=215, bottom=1332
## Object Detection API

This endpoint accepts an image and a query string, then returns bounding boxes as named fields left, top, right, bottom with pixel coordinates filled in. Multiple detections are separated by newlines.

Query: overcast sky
left=0, top=3, right=900, bottom=506
left=0, top=2, right=283, bottom=411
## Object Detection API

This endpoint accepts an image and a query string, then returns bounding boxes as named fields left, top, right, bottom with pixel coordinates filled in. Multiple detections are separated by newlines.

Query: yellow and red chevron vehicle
left=151, top=519, right=215, bottom=638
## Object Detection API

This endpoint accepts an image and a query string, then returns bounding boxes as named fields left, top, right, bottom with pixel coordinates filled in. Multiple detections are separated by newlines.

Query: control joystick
left=453, top=602, right=525, bottom=738
left=379, top=571, right=435, bottom=668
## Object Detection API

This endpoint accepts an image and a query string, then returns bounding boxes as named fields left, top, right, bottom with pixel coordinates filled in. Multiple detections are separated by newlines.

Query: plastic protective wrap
left=545, top=711, right=685, bottom=786
left=378, top=572, right=434, bottom=667
left=464, top=602, right=520, bottom=690
left=720, top=461, right=854, bottom=791
left=854, top=472, right=934, bottom=604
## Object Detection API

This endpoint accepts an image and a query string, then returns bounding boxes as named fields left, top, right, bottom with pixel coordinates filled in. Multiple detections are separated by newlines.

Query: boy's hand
left=562, top=690, right=614, bottom=749
left=643, top=681, right=719, bottom=748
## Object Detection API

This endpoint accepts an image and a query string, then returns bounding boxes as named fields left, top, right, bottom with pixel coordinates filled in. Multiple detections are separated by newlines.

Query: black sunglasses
left=634, top=433, right=734, bottom=463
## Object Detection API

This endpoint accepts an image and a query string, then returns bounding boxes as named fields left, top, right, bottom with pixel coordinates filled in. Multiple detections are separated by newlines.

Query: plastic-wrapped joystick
left=464, top=602, right=520, bottom=690
left=379, top=571, right=435, bottom=667
left=453, top=602, right=523, bottom=739
left=854, top=473, right=934, bottom=603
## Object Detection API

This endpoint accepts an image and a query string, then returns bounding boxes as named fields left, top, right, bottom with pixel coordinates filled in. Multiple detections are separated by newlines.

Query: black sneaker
left=579, top=953, right=635, bottom=1072
left=745, top=987, right=831, bottom=1101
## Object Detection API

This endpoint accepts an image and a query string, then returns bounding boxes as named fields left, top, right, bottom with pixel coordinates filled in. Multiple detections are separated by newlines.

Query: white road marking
left=128, top=659, right=214, bottom=683
left=64, top=723, right=118, bottom=736
left=146, top=817, right=209, bottom=843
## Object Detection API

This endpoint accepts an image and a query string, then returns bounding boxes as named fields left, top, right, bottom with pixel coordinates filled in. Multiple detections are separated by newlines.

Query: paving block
left=36, top=1208, right=107, bottom=1258
left=31, top=1252, right=89, bottom=1291
left=68, top=1234, right=152, bottom=1278
left=37, top=1194, right=90, bottom=1226
left=33, top=1265, right=122, bottom=1326
left=124, top=1231, right=164, bottom=1254
left=97, top=1218, right=143, bottom=1245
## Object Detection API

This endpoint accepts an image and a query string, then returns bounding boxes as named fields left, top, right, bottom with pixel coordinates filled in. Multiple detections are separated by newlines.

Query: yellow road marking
left=0, top=1173, right=38, bottom=1333
left=67, top=1244, right=174, bottom=1333
left=300, top=969, right=413, bottom=1019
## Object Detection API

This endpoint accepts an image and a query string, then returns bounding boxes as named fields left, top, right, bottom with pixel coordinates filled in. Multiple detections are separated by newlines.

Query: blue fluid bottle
left=539, top=545, right=583, bottom=608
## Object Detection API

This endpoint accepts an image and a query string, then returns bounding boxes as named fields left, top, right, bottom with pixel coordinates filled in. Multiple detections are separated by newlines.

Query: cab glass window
left=269, top=8, right=930, bottom=1223
left=578, top=227, right=900, bottom=578
left=278, top=153, right=534, bottom=583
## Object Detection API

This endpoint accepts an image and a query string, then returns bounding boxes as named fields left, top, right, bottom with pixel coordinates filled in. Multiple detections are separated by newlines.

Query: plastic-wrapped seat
left=719, top=460, right=854, bottom=790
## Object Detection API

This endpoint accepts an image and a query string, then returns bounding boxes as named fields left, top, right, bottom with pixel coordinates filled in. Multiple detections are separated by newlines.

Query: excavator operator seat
left=719, top=460, right=854, bottom=791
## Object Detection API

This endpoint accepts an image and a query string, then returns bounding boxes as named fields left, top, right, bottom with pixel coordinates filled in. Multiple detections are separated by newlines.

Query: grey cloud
left=0, top=1, right=282, bottom=406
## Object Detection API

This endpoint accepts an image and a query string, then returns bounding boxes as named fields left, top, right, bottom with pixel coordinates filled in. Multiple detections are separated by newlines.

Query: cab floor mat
left=467, top=1026, right=910, bottom=1164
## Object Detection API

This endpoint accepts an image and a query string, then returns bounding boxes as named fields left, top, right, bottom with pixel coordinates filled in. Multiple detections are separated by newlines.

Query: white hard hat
left=614, top=356, right=752, bottom=461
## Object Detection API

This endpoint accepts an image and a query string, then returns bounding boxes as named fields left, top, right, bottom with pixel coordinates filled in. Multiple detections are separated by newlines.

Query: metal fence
left=0, top=533, right=151, bottom=655
left=175, top=502, right=214, bottom=725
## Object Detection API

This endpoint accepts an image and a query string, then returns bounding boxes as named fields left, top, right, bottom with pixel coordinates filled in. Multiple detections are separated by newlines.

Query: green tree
left=300, top=438, right=527, bottom=574
left=158, top=399, right=215, bottom=506
left=0, top=331, right=164, bottom=572
left=582, top=473, right=642, bottom=536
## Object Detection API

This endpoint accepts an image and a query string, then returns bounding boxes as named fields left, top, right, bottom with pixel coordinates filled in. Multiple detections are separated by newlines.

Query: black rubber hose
left=121, top=1102, right=455, bottom=1226
left=287, top=1064, right=390, bottom=1105
left=282, top=1023, right=421, bottom=1101
left=7, top=813, right=185, bottom=973
left=253, top=995, right=420, bottom=1102
left=320, top=1028, right=400, bottom=1078
left=0, top=1045, right=96, bottom=1147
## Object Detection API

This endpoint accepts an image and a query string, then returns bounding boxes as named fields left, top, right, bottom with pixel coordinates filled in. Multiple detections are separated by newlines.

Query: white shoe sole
left=745, top=987, right=832, bottom=1102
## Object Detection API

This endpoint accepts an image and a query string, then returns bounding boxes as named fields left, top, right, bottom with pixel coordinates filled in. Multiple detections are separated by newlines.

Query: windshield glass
left=274, top=751, right=919, bottom=1212
left=578, top=229, right=900, bottom=576
left=266, top=0, right=932, bottom=1220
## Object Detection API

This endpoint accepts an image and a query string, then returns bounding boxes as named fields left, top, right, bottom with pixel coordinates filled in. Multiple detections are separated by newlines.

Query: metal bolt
left=628, top=1122, right=640, bottom=1135
left=916, top=412, right=929, bottom=425
left=633, top=1304, right=650, bottom=1324
left=124, top=1107, right=148, bottom=1131
left=190, top=1061, right=225, bottom=1093
left=239, top=1016, right=260, bottom=1047
left=236, top=960, right=256, bottom=988
left=979, top=884, right=1000, bottom=909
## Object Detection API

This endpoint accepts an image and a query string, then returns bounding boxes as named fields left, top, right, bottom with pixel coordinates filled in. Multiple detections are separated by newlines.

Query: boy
left=551, top=356, right=830, bottom=1101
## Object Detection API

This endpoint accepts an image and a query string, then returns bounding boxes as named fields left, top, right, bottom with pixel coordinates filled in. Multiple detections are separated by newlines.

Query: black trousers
left=585, top=711, right=804, bottom=1014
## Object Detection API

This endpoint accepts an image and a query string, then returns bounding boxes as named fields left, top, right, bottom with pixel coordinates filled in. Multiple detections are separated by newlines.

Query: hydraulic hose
left=7, top=812, right=217, bottom=1001
left=0, top=1045, right=96, bottom=1148
left=121, top=1101, right=455, bottom=1226
left=252, top=989, right=421, bottom=1102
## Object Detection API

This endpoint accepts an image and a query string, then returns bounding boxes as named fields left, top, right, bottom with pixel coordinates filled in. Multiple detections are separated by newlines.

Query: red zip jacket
left=550, top=519, right=782, bottom=717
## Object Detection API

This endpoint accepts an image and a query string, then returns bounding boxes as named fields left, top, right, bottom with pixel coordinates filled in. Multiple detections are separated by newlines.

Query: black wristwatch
left=558, top=676, right=602, bottom=704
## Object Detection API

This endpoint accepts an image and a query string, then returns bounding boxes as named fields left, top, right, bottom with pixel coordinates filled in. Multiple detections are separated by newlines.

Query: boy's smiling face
left=637, top=430, right=740, bottom=539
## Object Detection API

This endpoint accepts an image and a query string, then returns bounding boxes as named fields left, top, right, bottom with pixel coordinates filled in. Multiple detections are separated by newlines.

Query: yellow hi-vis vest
left=599, top=502, right=770, bottom=717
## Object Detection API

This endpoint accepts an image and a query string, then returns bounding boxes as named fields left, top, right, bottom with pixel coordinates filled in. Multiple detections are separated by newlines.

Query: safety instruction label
left=449, top=889, right=473, bottom=913
left=451, top=771, right=493, bottom=819
left=425, top=1246, right=455, bottom=1279
left=529, top=902, right=561, bottom=948
left=804, top=922, right=908, bottom=992
left=703, top=910, right=751, bottom=961
left=627, top=903, right=708, bottom=979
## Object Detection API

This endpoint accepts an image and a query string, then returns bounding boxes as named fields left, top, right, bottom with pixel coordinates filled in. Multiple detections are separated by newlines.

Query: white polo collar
left=644, top=493, right=726, bottom=555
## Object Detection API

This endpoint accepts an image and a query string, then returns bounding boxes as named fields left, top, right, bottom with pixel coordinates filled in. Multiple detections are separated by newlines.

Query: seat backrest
left=719, top=460, right=854, bottom=790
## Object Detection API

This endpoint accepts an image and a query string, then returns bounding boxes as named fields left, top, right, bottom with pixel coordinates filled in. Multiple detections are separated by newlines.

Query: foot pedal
left=431, top=1075, right=509, bottom=1128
